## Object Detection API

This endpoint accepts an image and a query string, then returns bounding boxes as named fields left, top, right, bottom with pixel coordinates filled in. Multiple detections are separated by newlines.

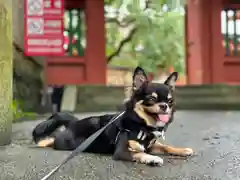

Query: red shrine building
left=41, top=0, right=240, bottom=85
left=44, top=0, right=106, bottom=85
left=186, top=0, right=240, bottom=84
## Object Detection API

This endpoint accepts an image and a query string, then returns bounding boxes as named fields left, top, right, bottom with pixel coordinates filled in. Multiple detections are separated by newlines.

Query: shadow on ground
left=1, top=111, right=240, bottom=180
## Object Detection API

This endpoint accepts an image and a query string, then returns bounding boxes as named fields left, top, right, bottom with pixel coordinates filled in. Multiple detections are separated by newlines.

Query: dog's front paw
left=140, top=154, right=164, bottom=166
left=180, top=148, right=194, bottom=156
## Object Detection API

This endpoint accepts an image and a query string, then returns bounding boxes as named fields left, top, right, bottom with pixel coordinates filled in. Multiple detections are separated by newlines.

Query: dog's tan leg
left=150, top=141, right=193, bottom=156
left=128, top=140, right=145, bottom=152
left=37, top=138, right=55, bottom=147
left=118, top=140, right=163, bottom=166
left=132, top=152, right=164, bottom=166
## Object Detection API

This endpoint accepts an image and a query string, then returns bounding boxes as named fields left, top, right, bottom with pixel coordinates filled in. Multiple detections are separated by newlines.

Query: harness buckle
left=152, top=130, right=165, bottom=140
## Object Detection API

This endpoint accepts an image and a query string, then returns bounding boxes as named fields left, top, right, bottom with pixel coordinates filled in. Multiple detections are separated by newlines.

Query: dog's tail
left=32, top=112, right=79, bottom=143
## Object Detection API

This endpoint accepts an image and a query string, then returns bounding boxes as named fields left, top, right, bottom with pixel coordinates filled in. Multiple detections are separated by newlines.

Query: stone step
left=175, top=85, right=240, bottom=110
left=41, top=85, right=240, bottom=112
left=176, top=85, right=240, bottom=96
left=61, top=85, right=77, bottom=112
left=176, top=102, right=240, bottom=110
left=176, top=93, right=240, bottom=99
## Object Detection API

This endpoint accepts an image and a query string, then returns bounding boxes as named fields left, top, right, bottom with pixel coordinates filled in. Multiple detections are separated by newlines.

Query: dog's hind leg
left=37, top=138, right=55, bottom=147
left=32, top=112, right=79, bottom=144
left=53, top=129, right=86, bottom=151
left=149, top=141, right=193, bottom=157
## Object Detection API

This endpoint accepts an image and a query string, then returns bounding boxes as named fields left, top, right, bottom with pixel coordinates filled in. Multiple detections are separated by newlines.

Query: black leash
left=40, top=111, right=125, bottom=180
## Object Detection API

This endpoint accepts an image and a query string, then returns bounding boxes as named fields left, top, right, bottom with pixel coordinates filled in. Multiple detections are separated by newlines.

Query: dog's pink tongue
left=157, top=114, right=170, bottom=123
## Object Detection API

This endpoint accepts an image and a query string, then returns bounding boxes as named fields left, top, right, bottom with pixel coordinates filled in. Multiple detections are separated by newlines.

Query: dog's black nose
left=159, top=104, right=167, bottom=111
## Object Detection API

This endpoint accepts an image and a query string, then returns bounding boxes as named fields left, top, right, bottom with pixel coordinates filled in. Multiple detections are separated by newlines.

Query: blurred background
left=13, top=0, right=240, bottom=118
left=63, top=0, right=186, bottom=86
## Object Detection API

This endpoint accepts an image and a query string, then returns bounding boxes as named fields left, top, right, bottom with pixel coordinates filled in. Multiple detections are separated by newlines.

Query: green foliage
left=109, top=57, right=138, bottom=68
left=105, top=0, right=186, bottom=74
left=12, top=100, right=36, bottom=122
left=135, top=12, right=185, bottom=74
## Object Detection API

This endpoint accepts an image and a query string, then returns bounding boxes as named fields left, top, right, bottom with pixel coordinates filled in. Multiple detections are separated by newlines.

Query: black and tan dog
left=32, top=67, right=193, bottom=166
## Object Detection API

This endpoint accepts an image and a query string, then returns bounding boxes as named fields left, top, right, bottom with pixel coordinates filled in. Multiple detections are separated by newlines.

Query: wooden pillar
left=85, top=0, right=106, bottom=84
left=186, top=0, right=212, bottom=84
left=210, top=0, right=224, bottom=83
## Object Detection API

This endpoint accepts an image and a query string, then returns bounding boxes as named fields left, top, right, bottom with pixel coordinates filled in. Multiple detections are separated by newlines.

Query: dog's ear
left=132, top=81, right=149, bottom=101
left=164, top=72, right=178, bottom=90
left=132, top=66, right=148, bottom=90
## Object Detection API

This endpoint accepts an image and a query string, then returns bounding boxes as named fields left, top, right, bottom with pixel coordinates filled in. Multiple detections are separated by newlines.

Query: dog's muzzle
left=157, top=103, right=171, bottom=123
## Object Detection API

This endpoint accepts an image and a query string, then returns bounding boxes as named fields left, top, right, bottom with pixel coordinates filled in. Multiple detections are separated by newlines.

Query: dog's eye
left=148, top=96, right=157, bottom=102
left=144, top=95, right=157, bottom=105
left=168, top=98, right=173, bottom=105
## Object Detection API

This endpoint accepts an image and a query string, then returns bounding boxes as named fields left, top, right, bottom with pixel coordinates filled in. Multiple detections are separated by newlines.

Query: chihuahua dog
left=32, top=67, right=193, bottom=166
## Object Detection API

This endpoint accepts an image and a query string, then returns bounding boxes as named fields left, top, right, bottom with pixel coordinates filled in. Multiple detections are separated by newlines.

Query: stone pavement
left=1, top=111, right=240, bottom=180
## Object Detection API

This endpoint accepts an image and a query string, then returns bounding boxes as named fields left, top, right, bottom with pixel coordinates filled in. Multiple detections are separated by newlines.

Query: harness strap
left=114, top=127, right=165, bottom=152
left=114, top=128, right=130, bottom=145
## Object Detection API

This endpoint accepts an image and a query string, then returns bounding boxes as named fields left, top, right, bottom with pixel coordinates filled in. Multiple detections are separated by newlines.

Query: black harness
left=114, top=125, right=165, bottom=152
